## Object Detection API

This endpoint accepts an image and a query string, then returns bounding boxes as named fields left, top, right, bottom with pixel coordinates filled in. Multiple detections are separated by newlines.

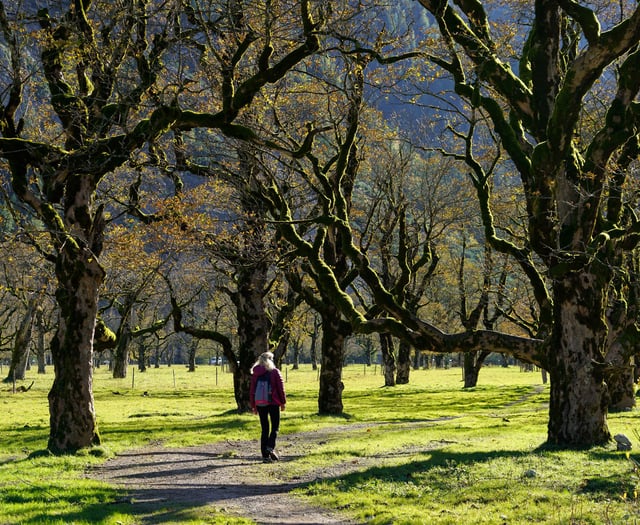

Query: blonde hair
left=252, top=351, right=275, bottom=373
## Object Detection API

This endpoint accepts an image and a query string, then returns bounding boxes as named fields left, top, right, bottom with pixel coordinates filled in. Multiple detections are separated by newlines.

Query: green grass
left=1, top=363, right=640, bottom=524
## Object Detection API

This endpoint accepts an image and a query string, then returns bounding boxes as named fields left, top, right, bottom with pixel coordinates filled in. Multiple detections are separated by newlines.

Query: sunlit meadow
left=1, top=362, right=639, bottom=524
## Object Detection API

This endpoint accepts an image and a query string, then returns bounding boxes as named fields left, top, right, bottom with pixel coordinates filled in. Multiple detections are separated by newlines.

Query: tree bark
left=380, top=333, right=396, bottom=387
left=112, top=325, right=130, bottom=379
left=463, top=350, right=491, bottom=388
left=234, top=262, right=271, bottom=412
left=48, top=247, right=104, bottom=453
left=318, top=304, right=351, bottom=414
left=396, top=339, right=411, bottom=384
left=546, top=272, right=611, bottom=447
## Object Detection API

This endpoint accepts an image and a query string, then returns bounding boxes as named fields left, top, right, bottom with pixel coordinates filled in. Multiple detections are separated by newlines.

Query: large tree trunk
left=463, top=353, right=479, bottom=389
left=234, top=263, right=271, bottom=412
left=48, top=247, right=104, bottom=453
left=112, top=325, right=130, bottom=378
left=318, top=305, right=350, bottom=414
left=546, top=272, right=611, bottom=447
left=463, top=350, right=491, bottom=388
left=380, top=333, right=396, bottom=387
left=396, top=340, right=411, bottom=384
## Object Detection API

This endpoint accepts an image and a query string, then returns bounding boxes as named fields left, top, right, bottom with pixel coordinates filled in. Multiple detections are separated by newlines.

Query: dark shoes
left=261, top=448, right=279, bottom=462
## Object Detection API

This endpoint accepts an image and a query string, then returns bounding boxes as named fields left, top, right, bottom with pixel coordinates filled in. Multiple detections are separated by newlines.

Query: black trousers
left=256, top=404, right=280, bottom=458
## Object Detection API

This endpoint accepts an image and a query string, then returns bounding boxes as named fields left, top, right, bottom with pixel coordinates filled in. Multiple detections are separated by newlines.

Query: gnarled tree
left=413, top=0, right=640, bottom=447
left=0, top=0, right=321, bottom=453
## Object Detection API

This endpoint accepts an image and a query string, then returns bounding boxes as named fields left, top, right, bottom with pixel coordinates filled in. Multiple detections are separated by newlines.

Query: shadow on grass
left=101, top=411, right=255, bottom=444
left=317, top=448, right=526, bottom=486
left=295, top=446, right=633, bottom=501
left=1, top=483, right=161, bottom=524
left=0, top=426, right=49, bottom=455
left=343, top=384, right=547, bottom=417
left=313, top=412, right=356, bottom=421
left=2, top=485, right=236, bottom=525
left=1, top=453, right=262, bottom=524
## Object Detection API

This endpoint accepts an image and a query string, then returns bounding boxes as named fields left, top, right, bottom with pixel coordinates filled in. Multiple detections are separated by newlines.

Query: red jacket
left=250, top=366, right=286, bottom=409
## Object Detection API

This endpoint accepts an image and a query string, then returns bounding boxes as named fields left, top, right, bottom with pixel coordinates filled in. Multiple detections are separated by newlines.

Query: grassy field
left=1, top=363, right=640, bottom=524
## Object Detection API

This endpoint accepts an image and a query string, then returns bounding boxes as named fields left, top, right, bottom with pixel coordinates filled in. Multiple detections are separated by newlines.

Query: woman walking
left=250, top=352, right=286, bottom=462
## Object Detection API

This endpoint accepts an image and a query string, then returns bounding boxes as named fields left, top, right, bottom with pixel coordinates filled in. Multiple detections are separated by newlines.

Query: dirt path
left=91, top=424, right=391, bottom=525
left=92, top=443, right=348, bottom=524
